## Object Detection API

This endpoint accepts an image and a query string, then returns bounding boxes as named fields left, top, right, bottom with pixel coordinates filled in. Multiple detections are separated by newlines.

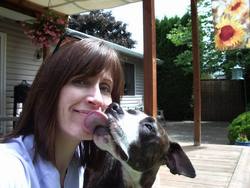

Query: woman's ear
left=164, top=142, right=196, bottom=178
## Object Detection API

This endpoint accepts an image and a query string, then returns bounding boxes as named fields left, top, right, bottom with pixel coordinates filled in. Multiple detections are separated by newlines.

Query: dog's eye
left=144, top=117, right=155, bottom=123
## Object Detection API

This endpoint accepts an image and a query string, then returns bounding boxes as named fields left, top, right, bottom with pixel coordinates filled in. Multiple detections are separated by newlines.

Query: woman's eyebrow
left=102, top=77, right=113, bottom=86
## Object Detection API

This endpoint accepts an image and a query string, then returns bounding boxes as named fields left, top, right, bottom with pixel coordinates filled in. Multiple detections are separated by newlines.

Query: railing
left=120, top=95, right=144, bottom=111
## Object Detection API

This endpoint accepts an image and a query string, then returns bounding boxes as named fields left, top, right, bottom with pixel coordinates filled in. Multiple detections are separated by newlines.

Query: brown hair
left=2, top=38, right=124, bottom=163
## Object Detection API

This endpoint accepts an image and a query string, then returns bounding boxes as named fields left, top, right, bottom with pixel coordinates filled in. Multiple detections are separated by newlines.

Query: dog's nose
left=110, top=102, right=119, bottom=111
left=107, top=102, right=124, bottom=115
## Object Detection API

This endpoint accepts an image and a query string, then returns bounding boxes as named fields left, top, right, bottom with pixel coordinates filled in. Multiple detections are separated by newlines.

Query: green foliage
left=165, top=10, right=223, bottom=76
left=68, top=10, right=136, bottom=48
left=223, top=49, right=250, bottom=78
left=236, top=134, right=248, bottom=142
left=156, top=15, right=193, bottom=120
left=164, top=13, right=194, bottom=75
left=156, top=0, right=250, bottom=120
left=167, top=22, right=192, bottom=47
left=165, top=0, right=246, bottom=77
left=247, top=103, right=250, bottom=111
left=174, top=50, right=193, bottom=74
left=228, top=111, right=250, bottom=144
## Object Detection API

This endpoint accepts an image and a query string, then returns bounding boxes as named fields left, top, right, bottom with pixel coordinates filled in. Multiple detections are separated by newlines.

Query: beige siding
left=0, top=20, right=145, bottom=132
left=119, top=52, right=144, bottom=109
left=119, top=53, right=144, bottom=96
left=0, top=17, right=42, bottom=133
left=135, top=62, right=144, bottom=95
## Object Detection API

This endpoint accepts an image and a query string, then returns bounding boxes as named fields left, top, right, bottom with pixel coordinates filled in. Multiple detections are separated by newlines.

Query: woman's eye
left=100, top=84, right=111, bottom=94
left=72, top=79, right=89, bottom=87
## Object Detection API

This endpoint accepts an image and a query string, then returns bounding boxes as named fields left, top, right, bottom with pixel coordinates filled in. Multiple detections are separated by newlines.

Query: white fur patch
left=117, top=110, right=148, bottom=146
left=121, top=161, right=142, bottom=188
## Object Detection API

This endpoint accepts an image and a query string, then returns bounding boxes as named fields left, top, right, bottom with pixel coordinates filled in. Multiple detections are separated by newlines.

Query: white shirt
left=0, top=135, right=84, bottom=188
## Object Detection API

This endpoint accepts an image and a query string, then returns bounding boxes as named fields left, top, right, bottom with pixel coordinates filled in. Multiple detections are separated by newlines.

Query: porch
left=154, top=121, right=250, bottom=188
left=155, top=143, right=250, bottom=188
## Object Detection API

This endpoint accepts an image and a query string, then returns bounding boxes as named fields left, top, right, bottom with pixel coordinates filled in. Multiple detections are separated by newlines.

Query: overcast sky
left=107, top=0, right=190, bottom=53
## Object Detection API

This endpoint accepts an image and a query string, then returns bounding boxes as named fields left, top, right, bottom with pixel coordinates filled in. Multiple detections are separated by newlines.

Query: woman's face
left=57, top=71, right=113, bottom=142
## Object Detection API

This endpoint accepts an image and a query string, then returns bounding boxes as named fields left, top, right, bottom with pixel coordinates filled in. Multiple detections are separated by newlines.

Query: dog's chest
left=122, top=163, right=142, bottom=188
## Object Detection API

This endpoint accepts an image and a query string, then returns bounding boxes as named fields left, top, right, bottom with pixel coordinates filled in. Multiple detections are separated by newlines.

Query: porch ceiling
left=0, top=7, right=34, bottom=21
left=27, top=0, right=141, bottom=15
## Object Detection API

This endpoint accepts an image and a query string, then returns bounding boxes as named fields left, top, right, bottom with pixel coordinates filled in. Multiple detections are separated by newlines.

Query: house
left=0, top=7, right=144, bottom=134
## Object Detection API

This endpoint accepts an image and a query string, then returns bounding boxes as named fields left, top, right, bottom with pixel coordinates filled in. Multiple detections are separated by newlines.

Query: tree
left=166, top=0, right=225, bottom=78
left=68, top=10, right=136, bottom=48
left=166, top=0, right=250, bottom=79
left=156, top=15, right=193, bottom=120
left=156, top=0, right=250, bottom=119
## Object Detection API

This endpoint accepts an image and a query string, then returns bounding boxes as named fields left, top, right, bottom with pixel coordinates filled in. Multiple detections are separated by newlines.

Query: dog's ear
left=164, top=142, right=196, bottom=178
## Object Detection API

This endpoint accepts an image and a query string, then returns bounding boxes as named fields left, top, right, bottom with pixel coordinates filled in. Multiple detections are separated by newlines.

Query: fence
left=201, top=80, right=246, bottom=121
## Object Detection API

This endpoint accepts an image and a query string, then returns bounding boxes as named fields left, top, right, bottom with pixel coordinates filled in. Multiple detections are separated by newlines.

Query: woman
left=0, top=33, right=124, bottom=187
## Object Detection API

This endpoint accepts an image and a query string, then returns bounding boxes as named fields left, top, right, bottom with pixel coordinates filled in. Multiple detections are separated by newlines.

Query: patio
left=153, top=121, right=250, bottom=188
left=1, top=1, right=249, bottom=187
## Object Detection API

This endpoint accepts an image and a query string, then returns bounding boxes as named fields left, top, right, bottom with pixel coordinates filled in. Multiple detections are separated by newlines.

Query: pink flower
left=57, top=18, right=65, bottom=25
left=21, top=10, right=66, bottom=47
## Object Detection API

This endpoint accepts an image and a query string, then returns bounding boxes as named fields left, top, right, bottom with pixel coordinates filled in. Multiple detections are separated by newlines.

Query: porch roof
left=27, top=0, right=141, bottom=15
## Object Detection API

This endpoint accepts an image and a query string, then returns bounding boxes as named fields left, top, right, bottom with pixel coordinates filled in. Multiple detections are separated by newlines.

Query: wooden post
left=142, top=0, right=157, bottom=117
left=191, top=0, right=201, bottom=146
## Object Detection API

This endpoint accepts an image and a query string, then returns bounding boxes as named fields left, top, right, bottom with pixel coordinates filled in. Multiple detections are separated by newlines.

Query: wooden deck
left=153, top=143, right=250, bottom=188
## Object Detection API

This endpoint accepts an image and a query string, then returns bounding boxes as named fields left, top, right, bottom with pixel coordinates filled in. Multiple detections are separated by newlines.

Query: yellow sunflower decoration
left=224, top=0, right=246, bottom=15
left=212, top=0, right=250, bottom=50
left=215, top=17, right=245, bottom=50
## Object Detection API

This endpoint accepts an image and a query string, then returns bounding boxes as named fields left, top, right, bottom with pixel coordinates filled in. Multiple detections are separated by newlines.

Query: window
left=123, top=63, right=135, bottom=95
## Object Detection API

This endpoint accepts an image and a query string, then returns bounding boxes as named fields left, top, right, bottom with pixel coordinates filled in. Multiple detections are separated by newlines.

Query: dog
left=83, top=102, right=196, bottom=188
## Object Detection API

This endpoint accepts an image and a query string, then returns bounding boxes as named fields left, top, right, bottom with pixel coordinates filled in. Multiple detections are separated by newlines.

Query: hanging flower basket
left=21, top=11, right=67, bottom=48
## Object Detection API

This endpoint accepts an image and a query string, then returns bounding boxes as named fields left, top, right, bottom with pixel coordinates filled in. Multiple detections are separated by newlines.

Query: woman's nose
left=86, top=86, right=104, bottom=108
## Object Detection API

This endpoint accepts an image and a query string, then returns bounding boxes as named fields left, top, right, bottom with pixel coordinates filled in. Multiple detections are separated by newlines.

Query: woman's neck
left=55, top=131, right=80, bottom=186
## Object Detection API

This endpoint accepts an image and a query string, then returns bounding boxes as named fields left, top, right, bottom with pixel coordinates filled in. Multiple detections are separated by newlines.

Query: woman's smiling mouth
left=73, top=109, right=89, bottom=114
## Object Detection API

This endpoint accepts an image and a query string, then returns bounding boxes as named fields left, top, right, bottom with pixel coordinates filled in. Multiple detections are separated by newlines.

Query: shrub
left=228, top=111, right=250, bottom=144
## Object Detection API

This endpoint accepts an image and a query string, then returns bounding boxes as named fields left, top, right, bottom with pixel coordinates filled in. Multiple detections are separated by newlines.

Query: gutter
left=66, top=28, right=163, bottom=63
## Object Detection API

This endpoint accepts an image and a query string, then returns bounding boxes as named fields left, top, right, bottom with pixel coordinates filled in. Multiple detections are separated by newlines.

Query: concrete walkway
left=165, top=121, right=230, bottom=145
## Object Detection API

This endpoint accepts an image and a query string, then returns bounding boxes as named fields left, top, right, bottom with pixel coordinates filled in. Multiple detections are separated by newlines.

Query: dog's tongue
left=84, top=111, right=108, bottom=134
